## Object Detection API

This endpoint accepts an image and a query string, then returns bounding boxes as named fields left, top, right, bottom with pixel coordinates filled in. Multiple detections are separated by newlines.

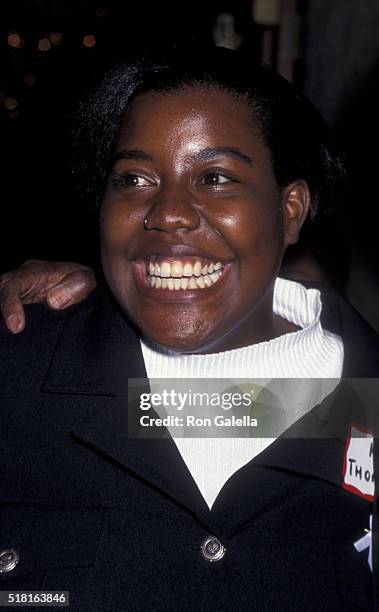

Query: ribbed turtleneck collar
left=140, top=277, right=344, bottom=379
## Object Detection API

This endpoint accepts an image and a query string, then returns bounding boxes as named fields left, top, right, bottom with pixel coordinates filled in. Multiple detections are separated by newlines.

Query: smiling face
left=100, top=86, right=309, bottom=353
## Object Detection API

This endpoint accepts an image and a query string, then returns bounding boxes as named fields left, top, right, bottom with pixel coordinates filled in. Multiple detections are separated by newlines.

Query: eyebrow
left=112, top=147, right=253, bottom=167
left=112, top=149, right=153, bottom=163
left=192, top=147, right=253, bottom=166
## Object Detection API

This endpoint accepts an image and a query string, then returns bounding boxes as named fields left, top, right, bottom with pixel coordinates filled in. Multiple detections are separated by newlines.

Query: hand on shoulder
left=0, top=260, right=97, bottom=334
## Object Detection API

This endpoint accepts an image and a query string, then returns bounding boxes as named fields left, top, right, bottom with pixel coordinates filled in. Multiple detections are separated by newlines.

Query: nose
left=144, top=184, right=200, bottom=232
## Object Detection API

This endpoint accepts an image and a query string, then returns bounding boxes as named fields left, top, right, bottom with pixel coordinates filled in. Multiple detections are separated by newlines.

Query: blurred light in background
left=252, top=0, right=281, bottom=25
left=4, top=97, right=18, bottom=111
left=49, top=31, right=63, bottom=46
left=38, top=38, right=52, bottom=51
left=83, top=34, right=96, bottom=48
left=95, top=5, right=108, bottom=17
left=8, top=31, right=24, bottom=50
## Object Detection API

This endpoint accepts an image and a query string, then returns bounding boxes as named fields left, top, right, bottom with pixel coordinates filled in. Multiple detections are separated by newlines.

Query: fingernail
left=6, top=314, right=22, bottom=333
left=48, top=294, right=70, bottom=309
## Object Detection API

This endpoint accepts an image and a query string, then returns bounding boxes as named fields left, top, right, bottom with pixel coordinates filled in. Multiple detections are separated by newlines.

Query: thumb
left=47, top=284, right=75, bottom=309
left=46, top=269, right=97, bottom=309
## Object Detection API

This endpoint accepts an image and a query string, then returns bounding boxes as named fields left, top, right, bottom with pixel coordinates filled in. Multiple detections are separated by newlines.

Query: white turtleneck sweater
left=140, top=277, right=344, bottom=508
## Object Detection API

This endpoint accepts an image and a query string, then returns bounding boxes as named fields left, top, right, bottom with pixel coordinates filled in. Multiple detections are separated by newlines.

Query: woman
left=0, top=46, right=377, bottom=610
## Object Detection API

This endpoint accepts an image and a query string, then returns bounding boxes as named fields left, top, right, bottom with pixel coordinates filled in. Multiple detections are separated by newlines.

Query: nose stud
left=144, top=216, right=149, bottom=228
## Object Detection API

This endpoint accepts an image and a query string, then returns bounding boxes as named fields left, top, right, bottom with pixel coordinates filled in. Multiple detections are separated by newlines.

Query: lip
left=131, top=259, right=233, bottom=302
left=129, top=241, right=234, bottom=263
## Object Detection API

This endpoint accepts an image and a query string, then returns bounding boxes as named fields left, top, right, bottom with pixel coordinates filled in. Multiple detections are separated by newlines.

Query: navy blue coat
left=0, top=284, right=378, bottom=611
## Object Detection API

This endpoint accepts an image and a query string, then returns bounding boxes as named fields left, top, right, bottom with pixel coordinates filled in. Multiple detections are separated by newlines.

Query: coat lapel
left=41, top=288, right=212, bottom=522
left=211, top=380, right=376, bottom=522
left=41, top=286, right=378, bottom=529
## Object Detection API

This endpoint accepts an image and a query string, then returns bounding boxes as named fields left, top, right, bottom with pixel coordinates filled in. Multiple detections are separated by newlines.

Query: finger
left=0, top=278, right=26, bottom=333
left=46, top=269, right=97, bottom=309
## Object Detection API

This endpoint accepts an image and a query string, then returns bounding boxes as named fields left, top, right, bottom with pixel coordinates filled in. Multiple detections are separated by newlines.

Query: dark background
left=1, top=0, right=379, bottom=329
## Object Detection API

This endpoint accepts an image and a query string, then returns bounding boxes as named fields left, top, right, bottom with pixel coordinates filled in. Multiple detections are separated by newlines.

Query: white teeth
left=148, top=259, right=224, bottom=278
left=183, top=263, right=193, bottom=277
left=149, top=269, right=224, bottom=290
left=171, top=262, right=183, bottom=278
left=160, top=262, right=171, bottom=278
left=193, top=261, right=202, bottom=277
left=147, top=257, right=225, bottom=289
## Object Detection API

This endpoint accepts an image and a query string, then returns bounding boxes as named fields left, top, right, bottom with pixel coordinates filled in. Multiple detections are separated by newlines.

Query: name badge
left=342, top=423, right=375, bottom=501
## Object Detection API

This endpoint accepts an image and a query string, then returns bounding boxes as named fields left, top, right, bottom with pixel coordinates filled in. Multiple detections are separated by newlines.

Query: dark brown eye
left=200, top=172, right=232, bottom=185
left=112, top=173, right=152, bottom=188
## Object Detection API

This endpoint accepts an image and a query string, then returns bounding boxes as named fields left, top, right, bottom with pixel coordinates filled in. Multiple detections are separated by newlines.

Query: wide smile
left=131, top=255, right=232, bottom=301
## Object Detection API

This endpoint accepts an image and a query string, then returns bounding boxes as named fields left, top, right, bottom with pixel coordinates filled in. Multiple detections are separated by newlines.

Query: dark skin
left=0, top=260, right=97, bottom=333
left=1, top=87, right=310, bottom=350
left=101, top=87, right=309, bottom=353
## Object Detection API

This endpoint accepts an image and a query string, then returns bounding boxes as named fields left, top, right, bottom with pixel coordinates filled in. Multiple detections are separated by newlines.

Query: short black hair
left=72, top=44, right=346, bottom=220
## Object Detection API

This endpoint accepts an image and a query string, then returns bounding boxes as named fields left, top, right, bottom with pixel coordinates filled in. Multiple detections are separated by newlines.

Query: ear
left=281, top=180, right=311, bottom=247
